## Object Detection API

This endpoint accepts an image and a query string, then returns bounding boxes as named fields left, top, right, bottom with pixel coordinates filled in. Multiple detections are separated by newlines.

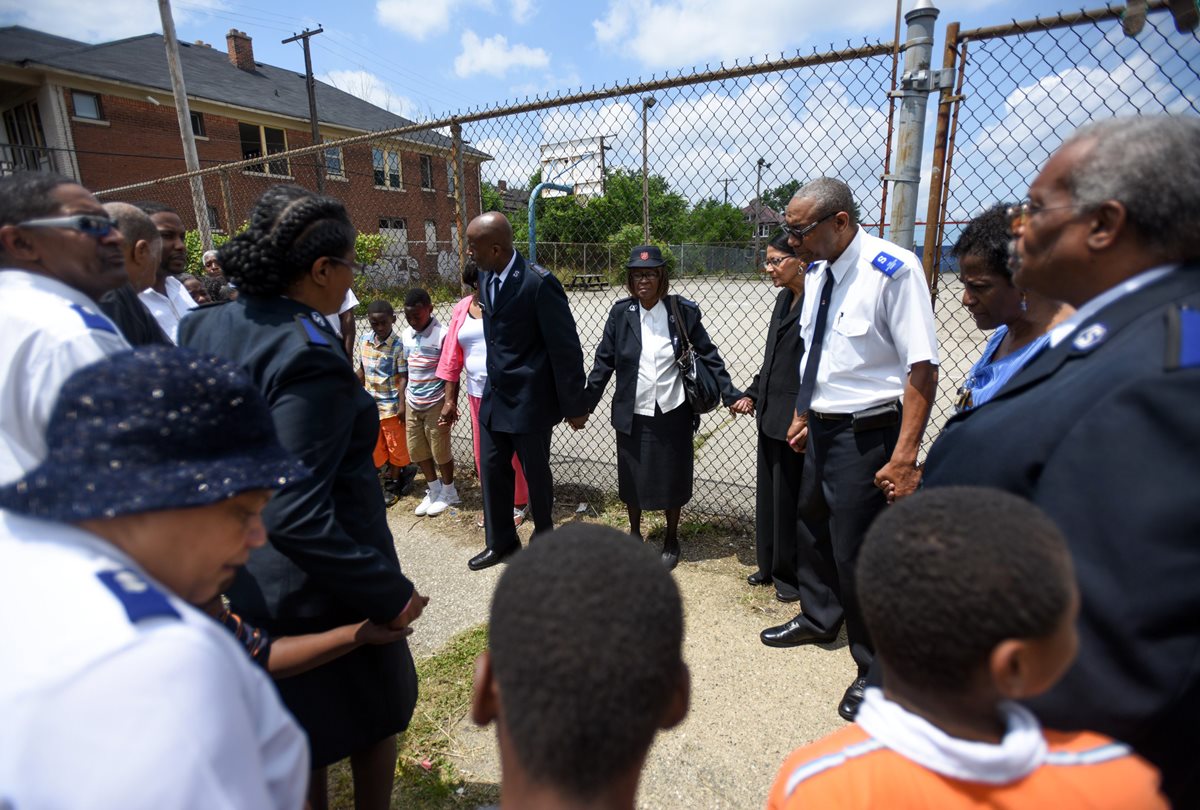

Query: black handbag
left=669, top=295, right=721, bottom=414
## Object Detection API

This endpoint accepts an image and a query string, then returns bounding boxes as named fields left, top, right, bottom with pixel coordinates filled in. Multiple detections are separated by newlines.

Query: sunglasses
left=1005, top=199, right=1081, bottom=234
left=326, top=256, right=366, bottom=275
left=17, top=214, right=116, bottom=238
left=780, top=211, right=836, bottom=241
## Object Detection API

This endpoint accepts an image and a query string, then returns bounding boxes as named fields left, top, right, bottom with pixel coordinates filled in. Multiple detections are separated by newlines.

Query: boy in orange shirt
left=767, top=486, right=1167, bottom=809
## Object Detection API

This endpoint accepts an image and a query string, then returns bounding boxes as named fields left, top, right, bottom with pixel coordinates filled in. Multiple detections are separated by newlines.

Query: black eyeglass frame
left=780, top=211, right=837, bottom=241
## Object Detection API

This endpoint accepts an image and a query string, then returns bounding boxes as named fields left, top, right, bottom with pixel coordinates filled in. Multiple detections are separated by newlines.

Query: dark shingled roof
left=0, top=25, right=487, bottom=159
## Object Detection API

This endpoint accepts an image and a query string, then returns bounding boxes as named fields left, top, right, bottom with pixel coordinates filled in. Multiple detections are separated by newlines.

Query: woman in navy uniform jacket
left=179, top=185, right=427, bottom=810
left=584, top=246, right=741, bottom=569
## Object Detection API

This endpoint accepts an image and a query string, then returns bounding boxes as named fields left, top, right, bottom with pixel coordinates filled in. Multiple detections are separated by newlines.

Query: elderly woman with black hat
left=0, top=346, right=315, bottom=809
left=584, top=245, right=741, bottom=569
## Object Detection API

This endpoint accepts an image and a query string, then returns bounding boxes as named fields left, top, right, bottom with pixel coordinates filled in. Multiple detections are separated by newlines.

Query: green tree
left=481, top=182, right=504, bottom=213
left=759, top=180, right=802, bottom=214
left=525, top=168, right=688, bottom=245
left=684, top=199, right=753, bottom=244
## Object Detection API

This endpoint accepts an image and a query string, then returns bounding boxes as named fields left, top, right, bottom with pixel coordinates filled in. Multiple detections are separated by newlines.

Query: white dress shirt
left=0, top=270, right=130, bottom=484
left=633, top=299, right=685, bottom=416
left=138, top=275, right=198, bottom=344
left=797, top=228, right=940, bottom=413
left=0, top=511, right=310, bottom=809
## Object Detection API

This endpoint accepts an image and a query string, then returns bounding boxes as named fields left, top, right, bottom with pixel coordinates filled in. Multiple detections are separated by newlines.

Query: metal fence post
left=886, top=0, right=946, bottom=253
left=450, top=121, right=467, bottom=281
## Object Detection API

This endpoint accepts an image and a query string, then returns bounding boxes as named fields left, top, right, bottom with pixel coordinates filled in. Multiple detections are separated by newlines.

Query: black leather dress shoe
left=746, top=571, right=772, bottom=586
left=774, top=591, right=801, bottom=603
left=759, top=615, right=839, bottom=648
left=468, top=546, right=519, bottom=571
left=838, top=676, right=869, bottom=722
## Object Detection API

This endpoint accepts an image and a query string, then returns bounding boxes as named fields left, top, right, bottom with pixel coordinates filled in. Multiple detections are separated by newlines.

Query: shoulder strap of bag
left=668, top=295, right=692, bottom=355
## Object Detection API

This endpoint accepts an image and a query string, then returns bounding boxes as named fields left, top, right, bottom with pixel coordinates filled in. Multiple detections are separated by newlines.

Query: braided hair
left=219, top=184, right=355, bottom=296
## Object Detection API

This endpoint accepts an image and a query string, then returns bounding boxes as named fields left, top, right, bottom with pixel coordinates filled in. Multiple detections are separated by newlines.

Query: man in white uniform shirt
left=136, top=201, right=197, bottom=343
left=0, top=173, right=130, bottom=484
left=0, top=347, right=311, bottom=810
left=761, top=177, right=939, bottom=723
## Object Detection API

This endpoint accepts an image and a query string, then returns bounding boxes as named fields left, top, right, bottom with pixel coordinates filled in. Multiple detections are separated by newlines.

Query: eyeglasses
left=1006, top=200, right=1081, bottom=233
left=17, top=214, right=116, bottom=238
left=780, top=211, right=836, bottom=241
left=764, top=255, right=797, bottom=268
left=327, top=256, right=366, bottom=275
left=630, top=270, right=661, bottom=282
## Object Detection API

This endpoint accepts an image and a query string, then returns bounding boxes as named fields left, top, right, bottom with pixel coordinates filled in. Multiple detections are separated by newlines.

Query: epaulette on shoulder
left=69, top=302, right=119, bottom=335
left=530, top=263, right=552, bottom=278
left=870, top=251, right=905, bottom=278
left=1166, top=305, right=1200, bottom=370
left=294, top=312, right=333, bottom=347
left=97, top=569, right=180, bottom=624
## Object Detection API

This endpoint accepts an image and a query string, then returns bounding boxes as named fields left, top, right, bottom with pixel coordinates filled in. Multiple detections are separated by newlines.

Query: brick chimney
left=226, top=29, right=255, bottom=71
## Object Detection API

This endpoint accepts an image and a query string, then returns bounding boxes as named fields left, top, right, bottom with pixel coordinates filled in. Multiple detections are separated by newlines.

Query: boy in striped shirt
left=401, top=288, right=459, bottom=516
left=767, top=487, right=1166, bottom=809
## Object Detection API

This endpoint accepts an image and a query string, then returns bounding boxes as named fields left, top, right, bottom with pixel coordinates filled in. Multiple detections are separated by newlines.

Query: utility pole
left=719, top=177, right=732, bottom=205
left=752, top=157, right=771, bottom=269
left=283, top=27, right=325, bottom=193
left=157, top=0, right=212, bottom=251
left=641, top=96, right=655, bottom=243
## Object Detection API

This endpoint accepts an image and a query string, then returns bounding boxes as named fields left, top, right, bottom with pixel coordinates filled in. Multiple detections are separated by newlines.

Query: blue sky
left=1, top=0, right=1068, bottom=119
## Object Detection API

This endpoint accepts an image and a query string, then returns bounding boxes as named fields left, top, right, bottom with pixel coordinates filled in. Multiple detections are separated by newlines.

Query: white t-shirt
left=458, top=314, right=489, bottom=398
left=0, top=270, right=130, bottom=484
left=0, top=511, right=309, bottom=809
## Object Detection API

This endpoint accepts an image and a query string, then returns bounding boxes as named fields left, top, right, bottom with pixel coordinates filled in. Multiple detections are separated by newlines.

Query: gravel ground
left=389, top=480, right=854, bottom=809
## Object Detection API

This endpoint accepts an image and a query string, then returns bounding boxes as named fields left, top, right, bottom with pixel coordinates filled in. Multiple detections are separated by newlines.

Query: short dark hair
left=0, top=172, right=76, bottom=228
left=217, top=185, right=355, bottom=297
left=952, top=203, right=1014, bottom=280
left=767, top=231, right=796, bottom=254
left=859, top=487, right=1073, bottom=694
left=133, top=201, right=177, bottom=217
left=367, top=299, right=394, bottom=316
left=489, top=523, right=684, bottom=799
left=404, top=287, right=431, bottom=308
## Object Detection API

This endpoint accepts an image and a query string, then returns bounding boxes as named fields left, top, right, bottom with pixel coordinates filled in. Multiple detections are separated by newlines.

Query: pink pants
left=468, top=393, right=528, bottom=506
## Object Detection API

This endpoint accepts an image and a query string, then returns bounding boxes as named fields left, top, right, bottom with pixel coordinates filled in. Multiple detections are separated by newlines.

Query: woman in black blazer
left=584, top=245, right=741, bottom=570
left=730, top=232, right=812, bottom=601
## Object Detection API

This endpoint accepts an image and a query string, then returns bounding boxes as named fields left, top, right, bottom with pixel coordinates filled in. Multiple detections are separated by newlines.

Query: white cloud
left=374, top=0, right=492, bottom=41
left=592, top=0, right=896, bottom=70
left=320, top=69, right=419, bottom=119
left=509, top=69, right=582, bottom=99
left=453, top=30, right=549, bottom=78
left=0, top=0, right=225, bottom=42
left=510, top=0, right=536, bottom=24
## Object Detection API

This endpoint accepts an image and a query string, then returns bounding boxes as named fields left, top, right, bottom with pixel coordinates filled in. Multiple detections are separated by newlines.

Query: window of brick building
left=190, top=111, right=206, bottom=137
left=424, top=219, right=437, bottom=252
left=445, top=158, right=456, bottom=196
left=420, top=154, right=434, bottom=190
left=72, top=92, right=102, bottom=120
left=379, top=217, right=409, bottom=258
left=239, top=122, right=289, bottom=176
left=324, top=146, right=344, bottom=179
left=373, top=147, right=401, bottom=189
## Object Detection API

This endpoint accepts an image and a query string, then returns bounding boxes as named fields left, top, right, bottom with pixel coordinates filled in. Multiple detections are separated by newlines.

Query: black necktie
left=795, top=269, right=836, bottom=414
left=491, top=275, right=502, bottom=307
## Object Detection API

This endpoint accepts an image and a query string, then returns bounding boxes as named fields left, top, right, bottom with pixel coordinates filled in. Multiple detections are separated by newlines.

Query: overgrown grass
left=328, top=624, right=500, bottom=809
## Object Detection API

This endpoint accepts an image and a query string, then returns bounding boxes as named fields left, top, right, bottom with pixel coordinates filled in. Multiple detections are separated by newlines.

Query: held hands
left=387, top=590, right=430, bottom=632
left=565, top=414, right=589, bottom=431
left=354, top=619, right=413, bottom=645
left=786, top=411, right=808, bottom=453
left=875, top=459, right=922, bottom=504
left=729, top=396, right=754, bottom=416
left=438, top=401, right=459, bottom=427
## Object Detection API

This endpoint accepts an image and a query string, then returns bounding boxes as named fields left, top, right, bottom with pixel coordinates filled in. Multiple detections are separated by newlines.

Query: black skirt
left=617, top=402, right=694, bottom=510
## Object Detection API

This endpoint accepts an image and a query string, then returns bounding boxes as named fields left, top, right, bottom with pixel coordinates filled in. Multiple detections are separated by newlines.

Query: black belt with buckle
left=810, top=401, right=901, bottom=432
left=810, top=410, right=852, bottom=421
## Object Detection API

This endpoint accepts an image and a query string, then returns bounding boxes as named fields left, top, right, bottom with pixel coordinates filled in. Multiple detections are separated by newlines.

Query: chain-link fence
left=91, top=2, right=1200, bottom=521
left=923, top=2, right=1200, bottom=442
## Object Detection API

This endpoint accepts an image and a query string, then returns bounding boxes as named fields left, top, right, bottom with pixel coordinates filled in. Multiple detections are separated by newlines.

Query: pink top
left=436, top=294, right=474, bottom=383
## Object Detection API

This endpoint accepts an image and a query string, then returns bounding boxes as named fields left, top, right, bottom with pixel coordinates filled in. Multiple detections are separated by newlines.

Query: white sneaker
left=415, top=482, right=440, bottom=516
left=427, top=482, right=460, bottom=516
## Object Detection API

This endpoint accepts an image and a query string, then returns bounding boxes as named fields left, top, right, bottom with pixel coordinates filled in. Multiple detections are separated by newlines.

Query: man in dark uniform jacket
left=923, top=115, right=1200, bottom=807
left=465, top=212, right=588, bottom=571
left=99, top=202, right=170, bottom=346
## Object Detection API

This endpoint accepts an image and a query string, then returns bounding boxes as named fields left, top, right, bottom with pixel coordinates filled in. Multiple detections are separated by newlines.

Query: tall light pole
left=753, top=157, right=771, bottom=268
left=641, top=95, right=656, bottom=243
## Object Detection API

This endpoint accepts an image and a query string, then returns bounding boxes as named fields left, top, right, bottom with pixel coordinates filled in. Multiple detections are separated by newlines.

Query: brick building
left=0, top=25, right=489, bottom=276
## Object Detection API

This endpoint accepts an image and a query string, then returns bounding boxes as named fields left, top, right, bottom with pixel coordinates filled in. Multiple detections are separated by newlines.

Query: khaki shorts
left=406, top=401, right=451, bottom=465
